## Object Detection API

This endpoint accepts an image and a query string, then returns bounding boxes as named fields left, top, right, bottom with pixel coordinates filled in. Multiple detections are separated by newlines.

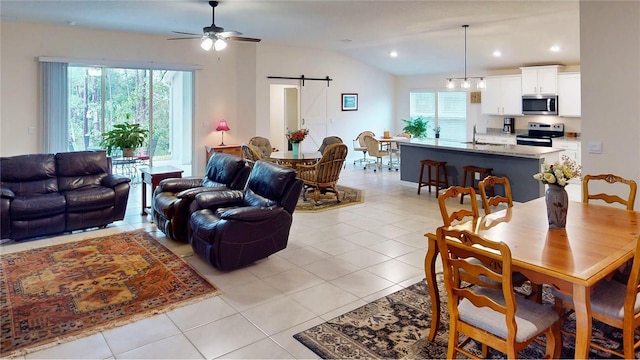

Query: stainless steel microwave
left=522, top=95, right=558, bottom=115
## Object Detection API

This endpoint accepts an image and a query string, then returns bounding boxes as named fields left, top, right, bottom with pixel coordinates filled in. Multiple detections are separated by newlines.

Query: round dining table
left=269, top=151, right=322, bottom=168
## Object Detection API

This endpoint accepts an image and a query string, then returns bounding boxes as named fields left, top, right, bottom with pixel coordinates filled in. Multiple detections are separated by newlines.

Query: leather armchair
left=152, top=152, right=250, bottom=243
left=189, top=160, right=303, bottom=270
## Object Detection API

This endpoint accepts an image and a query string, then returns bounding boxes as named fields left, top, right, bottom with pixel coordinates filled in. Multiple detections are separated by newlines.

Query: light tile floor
left=2, top=162, right=581, bottom=359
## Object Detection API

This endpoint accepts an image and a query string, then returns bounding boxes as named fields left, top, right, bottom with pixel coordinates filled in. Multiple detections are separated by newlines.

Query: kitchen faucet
left=473, top=125, right=477, bottom=145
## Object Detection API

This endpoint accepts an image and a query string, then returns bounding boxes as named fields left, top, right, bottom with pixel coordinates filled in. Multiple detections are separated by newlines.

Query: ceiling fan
left=168, top=1, right=261, bottom=51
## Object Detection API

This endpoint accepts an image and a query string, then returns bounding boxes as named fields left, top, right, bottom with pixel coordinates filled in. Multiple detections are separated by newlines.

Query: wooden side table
left=205, top=145, right=242, bottom=165
left=140, top=165, right=184, bottom=216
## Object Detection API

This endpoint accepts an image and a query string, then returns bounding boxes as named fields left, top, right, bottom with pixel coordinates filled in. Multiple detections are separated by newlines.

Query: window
left=40, top=59, right=194, bottom=174
left=409, top=90, right=467, bottom=142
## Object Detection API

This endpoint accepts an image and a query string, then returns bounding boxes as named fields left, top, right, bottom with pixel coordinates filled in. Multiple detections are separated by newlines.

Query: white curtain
left=39, top=61, right=68, bottom=153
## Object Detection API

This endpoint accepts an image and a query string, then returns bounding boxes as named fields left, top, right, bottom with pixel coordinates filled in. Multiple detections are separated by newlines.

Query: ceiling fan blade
left=172, top=31, right=200, bottom=36
left=167, top=37, right=201, bottom=40
left=227, top=36, right=262, bottom=43
left=218, top=30, right=242, bottom=37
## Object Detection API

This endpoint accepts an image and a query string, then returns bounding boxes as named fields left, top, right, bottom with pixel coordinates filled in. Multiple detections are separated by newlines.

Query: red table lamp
left=215, top=119, right=230, bottom=146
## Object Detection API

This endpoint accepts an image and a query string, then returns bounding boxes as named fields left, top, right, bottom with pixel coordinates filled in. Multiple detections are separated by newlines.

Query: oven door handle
left=517, top=137, right=551, bottom=143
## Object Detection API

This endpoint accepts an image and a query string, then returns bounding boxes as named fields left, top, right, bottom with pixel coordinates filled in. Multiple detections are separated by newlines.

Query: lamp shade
left=216, top=119, right=230, bottom=132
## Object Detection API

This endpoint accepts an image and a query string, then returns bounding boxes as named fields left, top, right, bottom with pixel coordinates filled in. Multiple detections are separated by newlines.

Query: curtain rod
left=267, top=75, right=333, bottom=86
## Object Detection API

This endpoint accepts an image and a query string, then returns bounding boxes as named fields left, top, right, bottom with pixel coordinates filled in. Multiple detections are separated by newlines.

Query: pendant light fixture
left=446, top=25, right=486, bottom=90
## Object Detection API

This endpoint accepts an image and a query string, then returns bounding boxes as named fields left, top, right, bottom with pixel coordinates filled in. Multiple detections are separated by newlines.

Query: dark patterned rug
left=0, top=230, right=221, bottom=358
left=296, top=185, right=364, bottom=212
left=294, top=275, right=637, bottom=359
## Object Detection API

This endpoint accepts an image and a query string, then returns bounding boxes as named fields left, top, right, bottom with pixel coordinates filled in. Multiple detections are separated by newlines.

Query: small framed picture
left=341, top=93, right=358, bottom=111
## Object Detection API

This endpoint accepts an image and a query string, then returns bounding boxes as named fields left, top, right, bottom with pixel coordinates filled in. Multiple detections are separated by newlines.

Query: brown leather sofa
left=152, top=152, right=251, bottom=243
left=1, top=150, right=131, bottom=241
left=189, top=160, right=303, bottom=270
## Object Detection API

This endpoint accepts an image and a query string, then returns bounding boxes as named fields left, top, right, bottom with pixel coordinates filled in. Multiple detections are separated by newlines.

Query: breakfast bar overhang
left=399, top=140, right=563, bottom=202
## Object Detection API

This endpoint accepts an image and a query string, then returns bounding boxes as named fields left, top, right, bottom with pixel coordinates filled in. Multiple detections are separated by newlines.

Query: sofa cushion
left=64, top=186, right=115, bottom=212
left=56, top=151, right=109, bottom=192
left=0, top=153, right=58, bottom=195
left=202, top=153, right=247, bottom=189
left=10, top=193, right=66, bottom=220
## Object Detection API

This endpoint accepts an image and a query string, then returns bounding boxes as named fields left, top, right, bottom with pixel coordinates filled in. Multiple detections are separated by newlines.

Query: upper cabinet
left=520, top=65, right=563, bottom=95
left=481, top=75, right=522, bottom=116
left=558, top=73, right=581, bottom=117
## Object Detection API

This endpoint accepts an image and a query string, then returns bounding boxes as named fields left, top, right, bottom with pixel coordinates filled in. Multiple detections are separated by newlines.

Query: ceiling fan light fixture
left=214, top=38, right=227, bottom=51
left=201, top=37, right=213, bottom=51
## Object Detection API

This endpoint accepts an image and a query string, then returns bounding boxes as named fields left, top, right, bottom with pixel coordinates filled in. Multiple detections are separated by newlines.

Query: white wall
left=579, top=1, right=640, bottom=208
left=256, top=44, right=395, bottom=158
left=1, top=21, right=394, bottom=171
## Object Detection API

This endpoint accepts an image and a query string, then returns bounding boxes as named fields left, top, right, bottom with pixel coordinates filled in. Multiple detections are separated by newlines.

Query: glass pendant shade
left=214, top=38, right=227, bottom=51
left=201, top=38, right=213, bottom=51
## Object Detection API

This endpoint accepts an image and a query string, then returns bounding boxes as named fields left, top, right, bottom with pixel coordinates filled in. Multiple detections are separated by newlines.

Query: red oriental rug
left=0, top=230, right=220, bottom=357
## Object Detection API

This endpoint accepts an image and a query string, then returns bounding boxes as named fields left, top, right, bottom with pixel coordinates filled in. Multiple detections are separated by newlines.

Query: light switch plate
left=588, top=141, right=602, bottom=154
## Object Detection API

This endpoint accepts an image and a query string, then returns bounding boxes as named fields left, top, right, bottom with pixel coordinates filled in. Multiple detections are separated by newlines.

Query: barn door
left=299, top=82, right=329, bottom=153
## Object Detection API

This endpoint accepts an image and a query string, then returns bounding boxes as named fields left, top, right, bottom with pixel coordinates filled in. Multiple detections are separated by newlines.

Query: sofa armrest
left=0, top=186, right=15, bottom=199
left=218, top=206, right=283, bottom=222
left=157, top=177, right=203, bottom=193
left=195, top=190, right=244, bottom=209
left=101, top=174, right=132, bottom=188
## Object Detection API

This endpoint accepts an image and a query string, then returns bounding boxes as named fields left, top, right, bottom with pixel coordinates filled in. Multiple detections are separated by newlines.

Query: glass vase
left=546, top=184, right=568, bottom=229
left=291, top=142, right=299, bottom=157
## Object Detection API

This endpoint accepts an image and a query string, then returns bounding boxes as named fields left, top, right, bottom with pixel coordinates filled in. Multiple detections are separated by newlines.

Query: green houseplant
left=401, top=116, right=428, bottom=138
left=100, top=122, right=149, bottom=157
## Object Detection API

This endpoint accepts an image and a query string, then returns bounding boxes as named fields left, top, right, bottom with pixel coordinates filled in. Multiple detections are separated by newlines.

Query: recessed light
left=550, top=45, right=560, bottom=52
left=493, top=50, right=502, bottom=57
left=389, top=51, right=398, bottom=58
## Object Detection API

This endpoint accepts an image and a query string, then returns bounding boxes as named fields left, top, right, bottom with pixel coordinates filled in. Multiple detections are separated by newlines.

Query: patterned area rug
left=296, top=185, right=364, bottom=212
left=294, top=275, right=637, bottom=359
left=0, top=230, right=221, bottom=358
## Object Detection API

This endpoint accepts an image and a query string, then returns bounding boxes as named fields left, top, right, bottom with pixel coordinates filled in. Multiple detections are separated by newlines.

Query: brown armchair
left=248, top=136, right=273, bottom=158
left=296, top=143, right=348, bottom=204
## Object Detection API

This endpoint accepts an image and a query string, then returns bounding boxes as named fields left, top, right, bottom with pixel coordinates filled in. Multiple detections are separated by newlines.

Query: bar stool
left=460, top=165, right=493, bottom=204
left=417, top=160, right=449, bottom=197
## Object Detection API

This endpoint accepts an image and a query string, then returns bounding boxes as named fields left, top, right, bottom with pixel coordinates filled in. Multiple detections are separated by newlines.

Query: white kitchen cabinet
left=481, top=75, right=522, bottom=115
left=520, top=65, right=562, bottom=95
left=558, top=73, right=581, bottom=117
left=552, top=139, right=581, bottom=166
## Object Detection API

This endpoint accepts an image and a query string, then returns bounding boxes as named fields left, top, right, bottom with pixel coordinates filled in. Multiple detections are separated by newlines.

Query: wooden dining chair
left=582, top=174, right=637, bottom=210
left=436, top=227, right=562, bottom=359
left=479, top=175, right=514, bottom=215
left=438, top=186, right=480, bottom=226
left=552, top=235, right=640, bottom=358
left=439, top=185, right=542, bottom=302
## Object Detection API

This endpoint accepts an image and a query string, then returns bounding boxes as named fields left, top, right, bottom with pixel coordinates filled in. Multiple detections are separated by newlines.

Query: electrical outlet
left=474, top=172, right=480, bottom=180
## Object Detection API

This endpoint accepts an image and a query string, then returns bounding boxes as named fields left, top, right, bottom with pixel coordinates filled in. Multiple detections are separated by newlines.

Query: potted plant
left=434, top=125, right=441, bottom=139
left=401, top=116, right=428, bottom=138
left=100, top=122, right=149, bottom=157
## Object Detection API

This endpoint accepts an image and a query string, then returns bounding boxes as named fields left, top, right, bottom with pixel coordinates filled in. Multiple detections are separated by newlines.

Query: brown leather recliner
left=189, top=160, right=303, bottom=270
left=152, top=153, right=250, bottom=243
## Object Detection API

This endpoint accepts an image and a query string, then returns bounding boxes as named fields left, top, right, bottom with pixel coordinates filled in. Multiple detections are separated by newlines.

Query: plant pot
left=123, top=148, right=135, bottom=157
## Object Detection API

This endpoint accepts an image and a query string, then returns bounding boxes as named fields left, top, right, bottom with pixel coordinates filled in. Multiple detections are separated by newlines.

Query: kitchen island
left=400, top=139, right=563, bottom=202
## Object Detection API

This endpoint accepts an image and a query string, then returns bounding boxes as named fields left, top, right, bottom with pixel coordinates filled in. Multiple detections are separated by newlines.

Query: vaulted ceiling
left=0, top=0, right=580, bottom=76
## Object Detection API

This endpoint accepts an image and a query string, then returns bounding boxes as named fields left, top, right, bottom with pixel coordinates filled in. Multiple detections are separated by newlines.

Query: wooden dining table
left=424, top=197, right=640, bottom=359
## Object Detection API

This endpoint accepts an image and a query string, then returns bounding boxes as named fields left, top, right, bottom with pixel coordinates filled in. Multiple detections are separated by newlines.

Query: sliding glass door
left=67, top=66, right=193, bottom=174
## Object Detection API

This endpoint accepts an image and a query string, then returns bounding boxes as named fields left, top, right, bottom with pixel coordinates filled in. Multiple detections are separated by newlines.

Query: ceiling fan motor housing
left=203, top=25, right=225, bottom=34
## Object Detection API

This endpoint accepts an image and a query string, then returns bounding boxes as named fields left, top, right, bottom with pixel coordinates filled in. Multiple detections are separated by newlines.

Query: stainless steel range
left=516, top=122, right=564, bottom=147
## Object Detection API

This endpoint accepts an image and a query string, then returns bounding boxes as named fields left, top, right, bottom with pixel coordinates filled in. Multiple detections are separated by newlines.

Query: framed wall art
left=341, top=93, right=358, bottom=111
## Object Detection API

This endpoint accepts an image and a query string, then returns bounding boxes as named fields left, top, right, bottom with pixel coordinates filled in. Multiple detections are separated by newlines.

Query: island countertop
left=399, top=139, right=562, bottom=202
left=401, top=139, right=562, bottom=159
